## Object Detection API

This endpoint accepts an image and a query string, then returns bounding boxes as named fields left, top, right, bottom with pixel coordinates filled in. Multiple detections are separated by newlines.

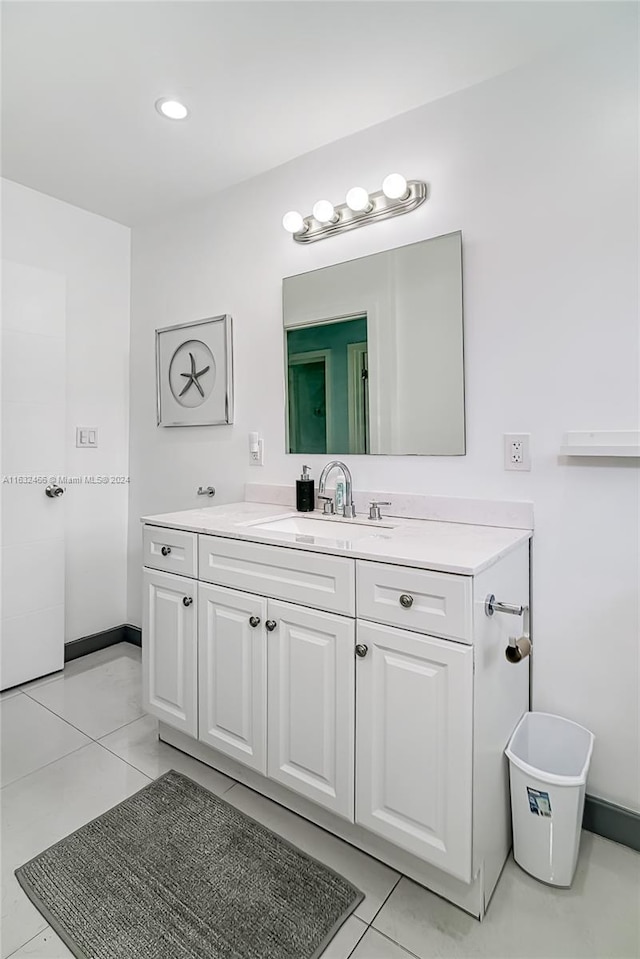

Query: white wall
left=2, top=179, right=131, bottom=641
left=128, top=20, right=639, bottom=811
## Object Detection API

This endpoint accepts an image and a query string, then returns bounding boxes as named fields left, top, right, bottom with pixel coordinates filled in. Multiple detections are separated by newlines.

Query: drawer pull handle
left=355, top=644, right=368, bottom=658
left=265, top=620, right=277, bottom=632
left=399, top=593, right=414, bottom=609
left=182, top=596, right=193, bottom=607
left=161, top=546, right=172, bottom=557
left=249, top=616, right=261, bottom=628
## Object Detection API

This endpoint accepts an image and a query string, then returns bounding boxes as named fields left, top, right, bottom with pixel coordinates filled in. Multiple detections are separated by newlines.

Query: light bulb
left=382, top=173, right=409, bottom=200
left=282, top=210, right=306, bottom=234
left=345, top=187, right=372, bottom=213
left=155, top=98, right=189, bottom=120
left=312, top=199, right=337, bottom=223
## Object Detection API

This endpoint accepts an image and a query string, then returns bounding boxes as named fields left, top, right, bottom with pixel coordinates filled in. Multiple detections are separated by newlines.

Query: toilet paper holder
left=484, top=594, right=527, bottom=617
left=484, top=594, right=531, bottom=663
left=505, top=630, right=531, bottom=663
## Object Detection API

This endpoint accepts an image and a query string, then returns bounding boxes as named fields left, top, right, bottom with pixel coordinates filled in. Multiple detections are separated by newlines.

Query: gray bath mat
left=15, top=769, right=363, bottom=959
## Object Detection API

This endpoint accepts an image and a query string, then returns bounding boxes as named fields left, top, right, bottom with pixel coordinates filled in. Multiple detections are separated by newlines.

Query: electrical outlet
left=504, top=434, right=531, bottom=471
left=249, top=432, right=264, bottom=466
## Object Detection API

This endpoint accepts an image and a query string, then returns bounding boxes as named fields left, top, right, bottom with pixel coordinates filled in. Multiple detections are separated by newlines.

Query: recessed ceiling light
left=155, top=98, right=189, bottom=120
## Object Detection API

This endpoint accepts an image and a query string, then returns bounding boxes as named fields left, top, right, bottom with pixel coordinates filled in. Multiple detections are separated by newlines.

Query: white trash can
left=506, top=711, right=594, bottom=887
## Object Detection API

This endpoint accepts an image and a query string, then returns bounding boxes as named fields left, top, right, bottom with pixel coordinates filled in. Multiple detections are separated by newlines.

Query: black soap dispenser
left=296, top=465, right=314, bottom=512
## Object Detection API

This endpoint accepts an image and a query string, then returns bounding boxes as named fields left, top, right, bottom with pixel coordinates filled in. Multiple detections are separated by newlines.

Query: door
left=1, top=261, right=66, bottom=690
left=142, top=568, right=197, bottom=736
left=267, top=600, right=354, bottom=820
left=347, top=341, right=369, bottom=454
left=198, top=583, right=267, bottom=773
left=355, top=620, right=473, bottom=881
left=287, top=353, right=329, bottom=453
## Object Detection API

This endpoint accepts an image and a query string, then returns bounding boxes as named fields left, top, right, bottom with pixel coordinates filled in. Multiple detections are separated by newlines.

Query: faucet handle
left=369, top=500, right=391, bottom=521
left=318, top=494, right=335, bottom=515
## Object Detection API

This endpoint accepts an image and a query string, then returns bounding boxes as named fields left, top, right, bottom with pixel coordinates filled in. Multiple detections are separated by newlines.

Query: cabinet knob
left=399, top=593, right=414, bottom=609
left=182, top=596, right=193, bottom=607
left=265, top=620, right=277, bottom=632
left=45, top=485, right=64, bottom=498
left=355, top=644, right=368, bottom=658
left=249, top=616, right=261, bottom=628
left=161, top=545, right=172, bottom=556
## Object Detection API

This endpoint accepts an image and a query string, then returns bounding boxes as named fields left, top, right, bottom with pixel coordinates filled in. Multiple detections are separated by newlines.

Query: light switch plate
left=76, top=427, right=98, bottom=448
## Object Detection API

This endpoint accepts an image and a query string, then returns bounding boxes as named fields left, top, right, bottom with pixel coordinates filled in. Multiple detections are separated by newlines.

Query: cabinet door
left=198, top=583, right=268, bottom=774
left=142, top=568, right=197, bottom=737
left=267, top=600, right=355, bottom=820
left=356, top=620, right=473, bottom=881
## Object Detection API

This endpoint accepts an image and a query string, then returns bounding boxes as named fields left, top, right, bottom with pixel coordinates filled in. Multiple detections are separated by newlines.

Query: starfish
left=179, top=352, right=210, bottom=398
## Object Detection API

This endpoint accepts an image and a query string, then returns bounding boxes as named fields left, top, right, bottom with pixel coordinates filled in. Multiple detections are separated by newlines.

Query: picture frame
left=156, top=315, right=234, bottom=427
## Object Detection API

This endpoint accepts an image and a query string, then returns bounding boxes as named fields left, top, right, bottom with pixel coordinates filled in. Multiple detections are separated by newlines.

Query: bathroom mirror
left=283, top=231, right=465, bottom=455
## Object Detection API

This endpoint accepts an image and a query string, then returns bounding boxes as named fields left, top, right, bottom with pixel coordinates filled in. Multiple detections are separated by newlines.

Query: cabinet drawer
left=199, top=535, right=355, bottom=616
left=143, top=525, right=198, bottom=578
left=356, top=560, right=472, bottom=642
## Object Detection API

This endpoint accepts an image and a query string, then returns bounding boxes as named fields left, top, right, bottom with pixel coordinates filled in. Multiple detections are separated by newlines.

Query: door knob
left=45, top=485, right=64, bottom=498
left=249, top=616, right=261, bottom=628
left=161, top=546, right=172, bottom=556
left=265, top=620, right=277, bottom=632
left=399, top=593, right=414, bottom=609
left=355, top=644, right=368, bottom=658
left=182, top=597, right=193, bottom=607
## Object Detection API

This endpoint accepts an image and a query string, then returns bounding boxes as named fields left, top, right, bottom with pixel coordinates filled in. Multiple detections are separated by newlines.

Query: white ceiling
left=1, top=1, right=620, bottom=226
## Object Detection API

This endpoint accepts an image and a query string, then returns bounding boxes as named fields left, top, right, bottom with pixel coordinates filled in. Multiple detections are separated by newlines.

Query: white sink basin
left=247, top=515, right=393, bottom=539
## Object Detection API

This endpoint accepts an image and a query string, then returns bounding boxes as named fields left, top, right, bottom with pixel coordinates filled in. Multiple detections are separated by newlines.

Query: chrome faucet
left=317, top=461, right=356, bottom=518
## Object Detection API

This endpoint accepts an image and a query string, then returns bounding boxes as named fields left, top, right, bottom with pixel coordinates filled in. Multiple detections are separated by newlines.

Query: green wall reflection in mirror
left=287, top=316, right=368, bottom=455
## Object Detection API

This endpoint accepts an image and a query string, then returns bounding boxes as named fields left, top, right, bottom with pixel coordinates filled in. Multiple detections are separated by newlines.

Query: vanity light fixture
left=282, top=173, right=427, bottom=244
left=312, top=199, right=339, bottom=224
left=282, top=211, right=307, bottom=235
left=155, top=98, right=189, bottom=120
left=381, top=173, right=409, bottom=200
left=345, top=186, right=373, bottom=213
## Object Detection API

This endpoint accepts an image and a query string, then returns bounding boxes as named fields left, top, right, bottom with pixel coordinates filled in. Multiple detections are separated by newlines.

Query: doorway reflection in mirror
left=286, top=316, right=369, bottom=455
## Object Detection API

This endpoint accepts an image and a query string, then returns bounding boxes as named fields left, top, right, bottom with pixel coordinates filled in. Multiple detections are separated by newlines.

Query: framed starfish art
left=156, top=315, right=234, bottom=426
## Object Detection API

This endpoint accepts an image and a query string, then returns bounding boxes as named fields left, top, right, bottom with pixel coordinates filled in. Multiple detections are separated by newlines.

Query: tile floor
left=1, top=643, right=638, bottom=959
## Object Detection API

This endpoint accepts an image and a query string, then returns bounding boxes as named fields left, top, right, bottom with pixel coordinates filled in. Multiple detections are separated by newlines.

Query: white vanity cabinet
left=354, top=559, right=475, bottom=881
left=197, top=583, right=354, bottom=817
left=266, top=600, right=355, bottom=820
left=355, top=620, right=473, bottom=881
left=197, top=583, right=268, bottom=773
left=142, top=567, right=198, bottom=737
left=141, top=510, right=530, bottom=919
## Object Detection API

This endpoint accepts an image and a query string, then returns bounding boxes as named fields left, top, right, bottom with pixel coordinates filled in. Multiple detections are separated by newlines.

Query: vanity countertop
left=141, top=501, right=531, bottom=576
